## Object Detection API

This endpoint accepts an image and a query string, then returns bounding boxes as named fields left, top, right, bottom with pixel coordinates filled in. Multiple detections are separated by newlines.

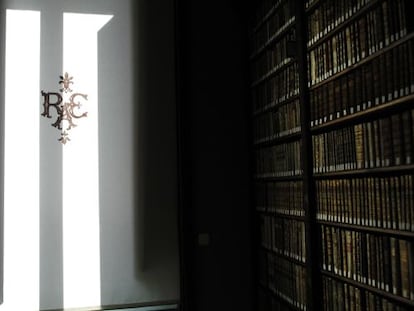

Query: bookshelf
left=250, top=0, right=414, bottom=310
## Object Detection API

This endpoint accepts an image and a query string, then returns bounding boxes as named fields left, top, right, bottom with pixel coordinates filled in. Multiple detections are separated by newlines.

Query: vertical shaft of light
left=62, top=13, right=112, bottom=309
left=3, top=10, right=40, bottom=311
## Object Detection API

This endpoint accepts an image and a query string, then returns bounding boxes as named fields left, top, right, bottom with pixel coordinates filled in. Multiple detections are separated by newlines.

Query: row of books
left=322, top=276, right=362, bottom=311
left=307, top=0, right=374, bottom=46
left=251, top=28, right=296, bottom=83
left=365, top=291, right=409, bottom=311
left=250, top=0, right=281, bottom=31
left=312, top=110, right=414, bottom=173
left=310, top=38, right=414, bottom=126
left=268, top=298, right=294, bottom=311
left=254, top=140, right=302, bottom=177
left=250, top=1, right=296, bottom=56
left=323, top=276, right=408, bottom=311
left=321, top=225, right=414, bottom=299
left=255, top=181, right=304, bottom=217
left=259, top=249, right=269, bottom=287
left=252, top=62, right=299, bottom=113
left=307, top=0, right=412, bottom=87
left=267, top=253, right=307, bottom=310
left=260, top=215, right=306, bottom=262
left=253, top=99, right=301, bottom=144
left=316, top=175, right=414, bottom=231
left=305, top=0, right=318, bottom=10
left=257, top=288, right=296, bottom=311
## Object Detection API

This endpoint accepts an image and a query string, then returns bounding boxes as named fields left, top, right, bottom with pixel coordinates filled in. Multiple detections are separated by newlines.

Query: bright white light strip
left=3, top=10, right=40, bottom=311
left=62, top=13, right=112, bottom=309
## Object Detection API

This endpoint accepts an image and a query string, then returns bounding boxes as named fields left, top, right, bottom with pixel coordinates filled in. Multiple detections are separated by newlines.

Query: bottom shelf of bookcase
left=258, top=283, right=307, bottom=311
left=321, top=270, right=414, bottom=310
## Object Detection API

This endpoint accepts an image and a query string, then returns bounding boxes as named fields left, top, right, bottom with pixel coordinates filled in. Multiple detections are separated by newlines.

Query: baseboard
left=43, top=301, right=179, bottom=311
left=110, top=305, right=177, bottom=311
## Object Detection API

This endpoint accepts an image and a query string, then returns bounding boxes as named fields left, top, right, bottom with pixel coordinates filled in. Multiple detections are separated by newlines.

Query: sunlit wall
left=62, top=12, right=112, bottom=309
left=3, top=9, right=40, bottom=311
left=1, top=1, right=179, bottom=310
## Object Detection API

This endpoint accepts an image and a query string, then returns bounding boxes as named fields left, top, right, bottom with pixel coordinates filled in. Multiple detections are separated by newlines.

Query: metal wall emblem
left=41, top=73, right=88, bottom=144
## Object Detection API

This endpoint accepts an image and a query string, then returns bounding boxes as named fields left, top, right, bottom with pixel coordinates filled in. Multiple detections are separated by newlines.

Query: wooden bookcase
left=250, top=0, right=414, bottom=310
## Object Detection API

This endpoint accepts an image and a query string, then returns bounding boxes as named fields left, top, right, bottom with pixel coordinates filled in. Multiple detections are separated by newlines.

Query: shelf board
left=253, top=94, right=300, bottom=118
left=251, top=58, right=295, bottom=88
left=258, top=283, right=306, bottom=311
left=261, top=245, right=307, bottom=267
left=254, top=131, right=302, bottom=148
left=258, top=209, right=306, bottom=221
left=317, top=220, right=414, bottom=239
left=321, top=271, right=414, bottom=308
left=309, top=32, right=414, bottom=91
left=313, top=165, right=414, bottom=179
left=250, top=18, right=296, bottom=60
left=311, top=94, right=414, bottom=134
left=305, top=0, right=320, bottom=13
left=254, top=174, right=303, bottom=182
left=250, top=0, right=284, bottom=35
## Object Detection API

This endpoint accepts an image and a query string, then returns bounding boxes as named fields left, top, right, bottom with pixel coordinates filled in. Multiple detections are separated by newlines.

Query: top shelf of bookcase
left=306, top=0, right=380, bottom=50
left=251, top=0, right=285, bottom=34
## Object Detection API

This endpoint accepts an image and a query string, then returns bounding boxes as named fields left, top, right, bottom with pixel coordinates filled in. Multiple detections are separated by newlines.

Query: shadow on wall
left=98, top=0, right=179, bottom=307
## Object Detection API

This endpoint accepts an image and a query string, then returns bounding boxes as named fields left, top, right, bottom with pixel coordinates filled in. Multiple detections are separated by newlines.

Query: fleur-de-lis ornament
left=59, top=72, right=74, bottom=93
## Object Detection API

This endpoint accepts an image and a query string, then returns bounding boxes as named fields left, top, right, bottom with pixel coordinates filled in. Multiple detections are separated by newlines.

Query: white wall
left=0, top=0, right=179, bottom=309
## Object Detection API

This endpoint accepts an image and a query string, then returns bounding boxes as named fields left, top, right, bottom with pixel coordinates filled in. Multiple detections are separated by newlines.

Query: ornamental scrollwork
left=41, top=73, right=88, bottom=144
